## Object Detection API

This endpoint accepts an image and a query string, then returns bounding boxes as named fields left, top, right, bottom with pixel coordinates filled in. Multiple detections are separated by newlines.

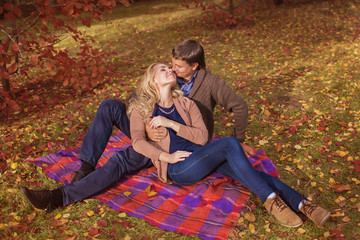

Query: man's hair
left=172, top=39, right=206, bottom=69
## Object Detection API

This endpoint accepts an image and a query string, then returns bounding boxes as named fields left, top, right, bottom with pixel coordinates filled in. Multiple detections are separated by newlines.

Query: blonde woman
left=128, top=63, right=330, bottom=228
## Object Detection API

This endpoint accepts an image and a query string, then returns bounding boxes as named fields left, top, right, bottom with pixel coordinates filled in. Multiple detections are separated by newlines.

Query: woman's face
left=153, top=63, right=176, bottom=87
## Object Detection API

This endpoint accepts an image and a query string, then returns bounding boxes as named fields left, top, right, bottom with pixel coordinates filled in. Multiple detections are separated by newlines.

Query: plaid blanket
left=26, top=131, right=278, bottom=240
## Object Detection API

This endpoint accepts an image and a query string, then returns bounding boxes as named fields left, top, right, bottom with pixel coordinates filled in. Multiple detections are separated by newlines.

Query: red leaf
left=40, top=41, right=47, bottom=47
left=354, top=160, right=360, bottom=172
left=3, top=3, right=13, bottom=11
left=44, top=0, right=51, bottom=6
left=8, top=62, right=18, bottom=73
left=30, top=55, right=39, bottom=66
left=4, top=12, right=17, bottom=21
left=0, top=7, right=3, bottom=15
left=97, top=220, right=108, bottom=227
left=13, top=5, right=22, bottom=17
left=88, top=227, right=99, bottom=237
left=12, top=43, right=19, bottom=52
left=5, top=98, right=20, bottom=111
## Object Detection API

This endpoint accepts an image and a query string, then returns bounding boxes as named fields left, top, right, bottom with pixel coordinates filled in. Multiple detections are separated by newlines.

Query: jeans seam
left=170, top=153, right=209, bottom=176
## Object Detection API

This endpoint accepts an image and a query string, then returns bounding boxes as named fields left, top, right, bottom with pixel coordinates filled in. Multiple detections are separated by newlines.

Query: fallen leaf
left=342, top=216, right=351, bottom=223
left=244, top=212, right=256, bottom=222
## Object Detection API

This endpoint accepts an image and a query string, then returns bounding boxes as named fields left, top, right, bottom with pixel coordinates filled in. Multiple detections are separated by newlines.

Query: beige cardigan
left=130, top=97, right=208, bottom=183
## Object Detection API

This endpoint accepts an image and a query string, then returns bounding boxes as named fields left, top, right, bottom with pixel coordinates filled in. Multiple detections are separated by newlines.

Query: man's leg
left=21, top=147, right=153, bottom=211
left=73, top=99, right=130, bottom=182
left=62, top=147, right=152, bottom=205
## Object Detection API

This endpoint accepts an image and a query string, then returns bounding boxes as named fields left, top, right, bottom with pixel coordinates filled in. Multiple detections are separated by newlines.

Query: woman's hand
left=145, top=123, right=167, bottom=141
left=159, top=151, right=192, bottom=164
left=149, top=116, right=180, bottom=132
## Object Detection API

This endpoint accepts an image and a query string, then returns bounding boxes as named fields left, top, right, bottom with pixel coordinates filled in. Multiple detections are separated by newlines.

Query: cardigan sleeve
left=211, top=75, right=248, bottom=143
left=176, top=98, right=208, bottom=146
left=130, top=108, right=164, bottom=161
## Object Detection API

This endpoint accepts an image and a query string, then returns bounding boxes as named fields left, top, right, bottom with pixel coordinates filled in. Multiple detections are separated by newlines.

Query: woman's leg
left=217, top=162, right=303, bottom=211
left=168, top=137, right=303, bottom=228
left=168, top=137, right=274, bottom=200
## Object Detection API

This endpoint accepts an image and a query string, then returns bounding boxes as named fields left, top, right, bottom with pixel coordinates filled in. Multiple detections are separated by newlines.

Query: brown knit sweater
left=188, top=68, right=248, bottom=143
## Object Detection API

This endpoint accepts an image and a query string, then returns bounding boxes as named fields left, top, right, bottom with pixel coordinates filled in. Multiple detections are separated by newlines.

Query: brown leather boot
left=264, top=194, right=303, bottom=228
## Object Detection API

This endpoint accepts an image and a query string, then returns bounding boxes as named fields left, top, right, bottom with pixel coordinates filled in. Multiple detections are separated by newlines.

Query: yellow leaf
left=336, top=150, right=347, bottom=157
left=63, top=213, right=70, bottom=218
left=249, top=223, right=255, bottom=234
left=294, top=145, right=301, bottom=150
left=118, top=212, right=127, bottom=218
left=238, top=217, right=244, bottom=223
left=342, top=216, right=351, bottom=222
left=298, top=228, right=306, bottom=234
left=335, top=196, right=346, bottom=203
left=11, top=162, right=18, bottom=169
left=311, top=182, right=316, bottom=187
left=244, top=212, right=256, bottom=222
left=55, top=214, right=62, bottom=219
left=330, top=211, right=344, bottom=217
left=324, top=231, right=331, bottom=238
left=87, top=210, right=94, bottom=217
left=145, top=185, right=157, bottom=197
left=28, top=212, right=36, bottom=221
left=259, top=140, right=268, bottom=145
left=351, top=178, right=360, bottom=184
left=123, top=191, right=131, bottom=197
left=0, top=223, right=6, bottom=230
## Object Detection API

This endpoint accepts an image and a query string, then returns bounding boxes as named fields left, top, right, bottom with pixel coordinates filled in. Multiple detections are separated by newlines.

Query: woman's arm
left=130, top=108, right=191, bottom=163
left=130, top=108, right=165, bottom=161
left=148, top=99, right=208, bottom=145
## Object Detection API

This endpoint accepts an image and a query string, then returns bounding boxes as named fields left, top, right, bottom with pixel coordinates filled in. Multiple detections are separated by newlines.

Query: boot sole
left=317, top=211, right=330, bottom=227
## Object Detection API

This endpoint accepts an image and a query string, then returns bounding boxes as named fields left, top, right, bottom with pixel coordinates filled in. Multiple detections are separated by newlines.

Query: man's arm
left=212, top=75, right=254, bottom=156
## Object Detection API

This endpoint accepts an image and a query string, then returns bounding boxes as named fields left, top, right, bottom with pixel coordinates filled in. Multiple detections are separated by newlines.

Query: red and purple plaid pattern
left=26, top=131, right=278, bottom=240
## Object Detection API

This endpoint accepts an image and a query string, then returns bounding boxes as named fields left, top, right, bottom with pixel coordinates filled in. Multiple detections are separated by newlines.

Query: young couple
left=21, top=39, right=330, bottom=228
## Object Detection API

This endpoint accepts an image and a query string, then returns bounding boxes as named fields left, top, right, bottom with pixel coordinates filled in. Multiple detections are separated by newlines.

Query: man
left=21, top=39, right=252, bottom=212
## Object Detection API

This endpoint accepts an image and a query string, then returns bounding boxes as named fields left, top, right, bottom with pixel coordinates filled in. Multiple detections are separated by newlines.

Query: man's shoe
left=21, top=187, right=61, bottom=212
left=264, top=194, right=303, bottom=228
left=300, top=200, right=330, bottom=227
left=71, top=161, right=95, bottom=183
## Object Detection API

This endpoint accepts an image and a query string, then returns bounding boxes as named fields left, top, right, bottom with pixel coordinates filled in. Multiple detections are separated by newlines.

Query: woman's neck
left=158, top=87, right=173, bottom=108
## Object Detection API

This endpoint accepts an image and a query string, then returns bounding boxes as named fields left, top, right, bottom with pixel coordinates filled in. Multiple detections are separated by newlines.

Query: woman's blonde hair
left=127, top=63, right=183, bottom=120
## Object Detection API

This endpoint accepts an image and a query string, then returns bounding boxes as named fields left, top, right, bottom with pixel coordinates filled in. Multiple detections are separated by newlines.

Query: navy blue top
left=152, top=104, right=201, bottom=154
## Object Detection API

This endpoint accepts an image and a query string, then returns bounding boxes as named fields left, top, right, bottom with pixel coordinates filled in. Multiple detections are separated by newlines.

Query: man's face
left=172, top=57, right=198, bottom=83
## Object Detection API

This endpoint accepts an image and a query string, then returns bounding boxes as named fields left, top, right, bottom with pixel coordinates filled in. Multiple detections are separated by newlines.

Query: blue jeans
left=60, top=100, right=152, bottom=205
left=168, top=137, right=303, bottom=212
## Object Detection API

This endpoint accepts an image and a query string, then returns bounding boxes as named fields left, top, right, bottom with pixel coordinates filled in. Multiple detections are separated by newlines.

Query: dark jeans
left=168, top=137, right=303, bottom=212
left=60, top=100, right=152, bottom=205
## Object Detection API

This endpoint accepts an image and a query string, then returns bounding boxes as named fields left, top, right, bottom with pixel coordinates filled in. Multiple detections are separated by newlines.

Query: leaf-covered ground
left=1, top=0, right=359, bottom=239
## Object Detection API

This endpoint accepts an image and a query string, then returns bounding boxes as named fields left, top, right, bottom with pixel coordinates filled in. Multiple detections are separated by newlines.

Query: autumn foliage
left=0, top=0, right=130, bottom=113
left=182, top=0, right=257, bottom=27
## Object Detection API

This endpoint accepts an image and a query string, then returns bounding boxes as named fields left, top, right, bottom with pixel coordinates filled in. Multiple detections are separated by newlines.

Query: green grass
left=1, top=0, right=360, bottom=239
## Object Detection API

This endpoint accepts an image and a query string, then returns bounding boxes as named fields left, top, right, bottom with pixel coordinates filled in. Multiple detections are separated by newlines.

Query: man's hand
left=145, top=123, right=167, bottom=142
left=240, top=143, right=254, bottom=157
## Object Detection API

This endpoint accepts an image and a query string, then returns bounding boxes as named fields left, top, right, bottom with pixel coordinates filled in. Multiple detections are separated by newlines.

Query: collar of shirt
left=177, top=70, right=198, bottom=97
